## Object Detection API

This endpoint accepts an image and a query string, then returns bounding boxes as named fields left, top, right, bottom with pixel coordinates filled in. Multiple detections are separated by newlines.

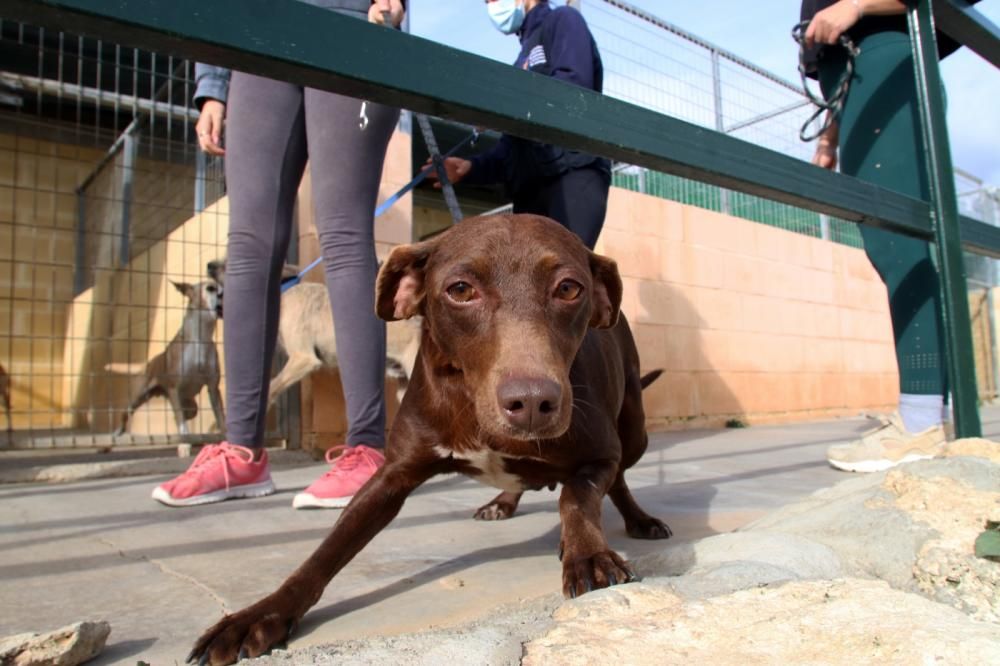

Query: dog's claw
left=198, top=652, right=210, bottom=666
left=238, top=647, right=248, bottom=662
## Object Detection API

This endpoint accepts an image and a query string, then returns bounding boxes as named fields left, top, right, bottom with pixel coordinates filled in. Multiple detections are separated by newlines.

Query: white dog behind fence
left=269, top=281, right=420, bottom=409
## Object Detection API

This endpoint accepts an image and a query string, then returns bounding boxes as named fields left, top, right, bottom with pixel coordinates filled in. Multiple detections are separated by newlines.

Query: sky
left=409, top=0, right=1000, bottom=188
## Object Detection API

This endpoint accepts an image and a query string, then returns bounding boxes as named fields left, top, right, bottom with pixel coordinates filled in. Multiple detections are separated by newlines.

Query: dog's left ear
left=170, top=280, right=194, bottom=298
left=376, top=241, right=434, bottom=321
left=588, top=252, right=622, bottom=329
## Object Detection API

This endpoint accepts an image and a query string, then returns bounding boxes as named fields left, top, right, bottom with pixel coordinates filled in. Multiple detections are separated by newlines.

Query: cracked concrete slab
left=3, top=408, right=999, bottom=665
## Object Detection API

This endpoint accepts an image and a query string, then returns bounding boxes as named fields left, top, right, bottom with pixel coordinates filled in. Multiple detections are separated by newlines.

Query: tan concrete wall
left=598, top=188, right=898, bottom=429
left=0, top=134, right=105, bottom=430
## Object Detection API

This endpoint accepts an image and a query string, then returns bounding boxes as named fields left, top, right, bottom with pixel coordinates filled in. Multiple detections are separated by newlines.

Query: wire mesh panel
left=0, top=19, right=289, bottom=449
left=584, top=0, right=865, bottom=247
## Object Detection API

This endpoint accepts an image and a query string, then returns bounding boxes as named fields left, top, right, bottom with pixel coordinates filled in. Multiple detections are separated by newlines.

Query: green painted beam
left=936, top=0, right=1000, bottom=68
left=5, top=0, right=998, bottom=261
left=1, top=0, right=942, bottom=238
left=910, top=1, right=981, bottom=438
left=960, top=214, right=1000, bottom=259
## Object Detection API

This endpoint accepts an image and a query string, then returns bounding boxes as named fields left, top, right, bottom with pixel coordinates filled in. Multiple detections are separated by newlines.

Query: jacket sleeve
left=193, top=63, right=231, bottom=109
left=543, top=7, right=596, bottom=90
left=465, top=135, right=512, bottom=186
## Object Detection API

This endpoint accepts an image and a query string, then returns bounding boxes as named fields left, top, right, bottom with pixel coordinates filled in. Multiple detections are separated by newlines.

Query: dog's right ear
left=376, top=241, right=433, bottom=321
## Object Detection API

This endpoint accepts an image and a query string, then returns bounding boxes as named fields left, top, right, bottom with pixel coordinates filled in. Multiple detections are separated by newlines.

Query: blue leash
left=281, top=128, right=479, bottom=292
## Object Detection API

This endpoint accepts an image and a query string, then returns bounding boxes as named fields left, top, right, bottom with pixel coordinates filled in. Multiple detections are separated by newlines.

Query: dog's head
left=375, top=214, right=621, bottom=441
left=172, top=279, right=224, bottom=319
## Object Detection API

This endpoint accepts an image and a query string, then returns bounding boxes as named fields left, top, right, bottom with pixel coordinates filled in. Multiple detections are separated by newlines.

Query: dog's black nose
left=497, top=376, right=562, bottom=433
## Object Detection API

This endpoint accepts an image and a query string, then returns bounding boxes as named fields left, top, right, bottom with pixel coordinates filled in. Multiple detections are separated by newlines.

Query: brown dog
left=189, top=214, right=669, bottom=664
left=112, top=280, right=225, bottom=437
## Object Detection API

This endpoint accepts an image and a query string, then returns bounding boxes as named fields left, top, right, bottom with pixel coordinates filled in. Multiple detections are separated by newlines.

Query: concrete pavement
left=3, top=408, right=998, bottom=665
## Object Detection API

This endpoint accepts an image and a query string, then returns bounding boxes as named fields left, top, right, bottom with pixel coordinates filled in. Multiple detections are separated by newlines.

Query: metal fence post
left=710, top=48, right=730, bottom=215
left=908, top=0, right=981, bottom=437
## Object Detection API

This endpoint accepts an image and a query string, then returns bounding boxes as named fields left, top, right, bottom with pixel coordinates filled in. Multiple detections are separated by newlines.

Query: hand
left=811, top=119, right=840, bottom=170
left=425, top=157, right=471, bottom=189
left=805, top=0, right=862, bottom=48
left=196, top=100, right=226, bottom=156
left=368, top=0, right=405, bottom=27
left=812, top=142, right=838, bottom=170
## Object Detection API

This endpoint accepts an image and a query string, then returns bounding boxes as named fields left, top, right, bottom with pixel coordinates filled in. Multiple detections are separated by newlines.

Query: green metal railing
left=5, top=0, right=998, bottom=436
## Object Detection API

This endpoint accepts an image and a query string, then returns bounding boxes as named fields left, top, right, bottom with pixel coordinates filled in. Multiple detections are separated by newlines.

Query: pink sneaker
left=151, top=442, right=275, bottom=507
left=292, top=444, right=385, bottom=509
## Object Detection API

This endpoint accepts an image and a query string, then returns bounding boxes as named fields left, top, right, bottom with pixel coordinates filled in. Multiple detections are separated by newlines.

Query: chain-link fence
left=0, top=20, right=287, bottom=448
left=582, top=0, right=998, bottom=252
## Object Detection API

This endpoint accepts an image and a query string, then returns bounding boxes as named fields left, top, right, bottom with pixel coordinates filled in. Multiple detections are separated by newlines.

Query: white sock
left=898, top=393, right=945, bottom=433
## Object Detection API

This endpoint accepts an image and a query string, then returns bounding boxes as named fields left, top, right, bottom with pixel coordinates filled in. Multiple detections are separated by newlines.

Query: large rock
left=522, top=578, right=1000, bottom=665
left=0, top=621, right=110, bottom=666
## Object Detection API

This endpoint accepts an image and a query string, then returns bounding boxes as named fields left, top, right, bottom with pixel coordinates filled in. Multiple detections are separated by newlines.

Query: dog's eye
left=206, top=285, right=217, bottom=293
left=446, top=281, right=478, bottom=303
left=554, top=279, right=583, bottom=302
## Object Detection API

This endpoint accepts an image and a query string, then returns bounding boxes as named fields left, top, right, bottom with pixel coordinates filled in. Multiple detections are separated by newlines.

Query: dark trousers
left=512, top=165, right=611, bottom=250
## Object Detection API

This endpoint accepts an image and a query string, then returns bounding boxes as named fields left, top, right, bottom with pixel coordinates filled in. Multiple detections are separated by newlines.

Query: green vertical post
left=908, top=0, right=981, bottom=437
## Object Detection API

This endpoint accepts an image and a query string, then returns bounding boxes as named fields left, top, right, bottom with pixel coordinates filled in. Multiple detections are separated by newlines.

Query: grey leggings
left=224, top=72, right=399, bottom=447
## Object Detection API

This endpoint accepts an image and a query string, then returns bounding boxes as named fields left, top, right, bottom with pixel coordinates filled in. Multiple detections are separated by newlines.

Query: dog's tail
left=104, top=362, right=147, bottom=375
left=640, top=369, right=664, bottom=390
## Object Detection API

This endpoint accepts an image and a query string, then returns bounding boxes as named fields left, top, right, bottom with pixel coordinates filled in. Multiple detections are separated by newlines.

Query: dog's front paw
left=561, top=550, right=638, bottom=599
left=188, top=601, right=298, bottom=665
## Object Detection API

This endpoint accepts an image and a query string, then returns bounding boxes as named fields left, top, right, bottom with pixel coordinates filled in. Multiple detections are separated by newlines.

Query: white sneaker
left=826, top=414, right=947, bottom=473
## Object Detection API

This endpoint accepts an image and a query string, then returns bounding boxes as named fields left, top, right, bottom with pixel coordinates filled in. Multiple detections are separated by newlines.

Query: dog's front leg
left=207, top=381, right=225, bottom=433
left=164, top=389, right=191, bottom=436
left=188, top=460, right=433, bottom=665
left=558, top=461, right=637, bottom=598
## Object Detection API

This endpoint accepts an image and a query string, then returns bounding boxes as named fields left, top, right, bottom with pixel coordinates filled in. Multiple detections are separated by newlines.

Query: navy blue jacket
left=466, top=3, right=606, bottom=192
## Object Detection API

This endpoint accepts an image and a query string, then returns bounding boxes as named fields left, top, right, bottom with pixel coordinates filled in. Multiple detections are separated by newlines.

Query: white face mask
left=487, top=0, right=526, bottom=35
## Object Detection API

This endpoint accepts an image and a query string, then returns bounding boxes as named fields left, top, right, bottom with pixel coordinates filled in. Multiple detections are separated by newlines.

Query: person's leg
left=152, top=73, right=307, bottom=506
left=224, top=74, right=309, bottom=447
left=820, top=34, right=948, bottom=471
left=533, top=166, right=610, bottom=250
left=292, top=91, right=399, bottom=509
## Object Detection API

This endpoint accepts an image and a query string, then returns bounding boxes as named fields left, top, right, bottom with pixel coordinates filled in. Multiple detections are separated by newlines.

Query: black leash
left=792, top=20, right=860, bottom=142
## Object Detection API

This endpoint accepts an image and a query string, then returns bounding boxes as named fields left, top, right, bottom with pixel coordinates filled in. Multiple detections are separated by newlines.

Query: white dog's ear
left=170, top=280, right=194, bottom=298
left=376, top=240, right=435, bottom=321
left=588, top=252, right=622, bottom=329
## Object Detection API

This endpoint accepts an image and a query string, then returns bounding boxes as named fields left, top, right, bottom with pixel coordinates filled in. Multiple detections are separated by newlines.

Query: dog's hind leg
left=267, top=352, right=323, bottom=408
left=607, top=472, right=671, bottom=540
left=116, top=385, right=156, bottom=436
left=473, top=490, right=523, bottom=521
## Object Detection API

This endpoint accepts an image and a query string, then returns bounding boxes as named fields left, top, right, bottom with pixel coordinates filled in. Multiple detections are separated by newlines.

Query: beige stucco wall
left=598, top=188, right=899, bottom=429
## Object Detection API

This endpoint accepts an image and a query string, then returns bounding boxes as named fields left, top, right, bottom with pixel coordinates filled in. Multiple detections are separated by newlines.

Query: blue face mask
left=487, top=0, right=525, bottom=35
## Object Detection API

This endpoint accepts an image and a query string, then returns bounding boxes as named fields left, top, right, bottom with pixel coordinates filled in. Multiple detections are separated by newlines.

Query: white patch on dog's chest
left=433, top=444, right=526, bottom=492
